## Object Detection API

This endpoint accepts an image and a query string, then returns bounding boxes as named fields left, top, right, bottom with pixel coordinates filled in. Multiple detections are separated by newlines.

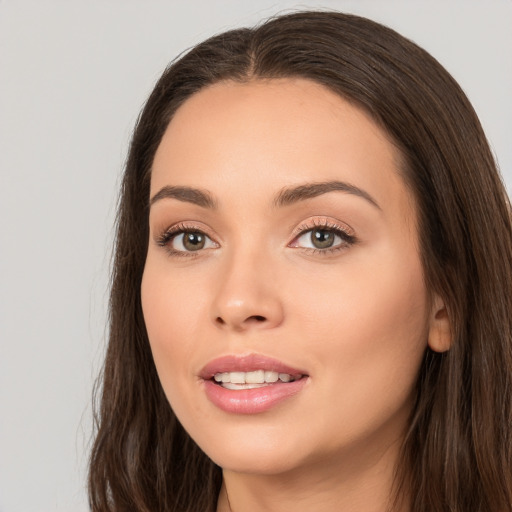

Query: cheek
left=140, top=260, right=209, bottom=388
left=289, top=251, right=429, bottom=424
left=297, top=245, right=428, bottom=345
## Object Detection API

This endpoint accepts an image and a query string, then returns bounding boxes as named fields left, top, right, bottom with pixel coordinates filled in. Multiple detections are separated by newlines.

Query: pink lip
left=199, top=353, right=306, bottom=379
left=200, top=354, right=309, bottom=415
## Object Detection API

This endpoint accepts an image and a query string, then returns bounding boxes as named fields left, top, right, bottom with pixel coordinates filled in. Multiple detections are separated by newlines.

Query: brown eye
left=164, top=230, right=217, bottom=253
left=310, top=229, right=335, bottom=249
left=290, top=224, right=355, bottom=253
left=181, top=232, right=206, bottom=251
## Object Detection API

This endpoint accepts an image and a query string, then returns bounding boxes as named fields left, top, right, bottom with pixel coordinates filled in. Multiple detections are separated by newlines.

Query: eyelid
left=290, top=216, right=355, bottom=239
left=155, top=221, right=219, bottom=254
left=288, top=216, right=357, bottom=254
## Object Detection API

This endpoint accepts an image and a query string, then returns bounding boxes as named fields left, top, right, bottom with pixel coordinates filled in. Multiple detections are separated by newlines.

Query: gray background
left=1, top=1, right=511, bottom=511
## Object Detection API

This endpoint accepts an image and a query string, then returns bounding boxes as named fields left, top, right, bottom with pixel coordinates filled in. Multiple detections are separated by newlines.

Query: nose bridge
left=211, top=240, right=284, bottom=331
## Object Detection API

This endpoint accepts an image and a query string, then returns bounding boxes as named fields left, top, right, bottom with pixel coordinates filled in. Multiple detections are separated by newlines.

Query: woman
left=88, top=11, right=512, bottom=512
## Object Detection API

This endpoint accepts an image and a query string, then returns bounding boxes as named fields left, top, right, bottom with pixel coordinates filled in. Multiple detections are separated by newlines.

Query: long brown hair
left=89, top=11, right=512, bottom=511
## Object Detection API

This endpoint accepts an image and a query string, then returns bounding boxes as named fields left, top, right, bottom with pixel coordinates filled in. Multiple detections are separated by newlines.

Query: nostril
left=248, top=315, right=266, bottom=322
left=215, top=315, right=266, bottom=326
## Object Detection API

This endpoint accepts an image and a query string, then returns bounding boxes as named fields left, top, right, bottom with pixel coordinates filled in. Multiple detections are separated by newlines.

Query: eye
left=289, top=221, right=356, bottom=253
left=157, top=224, right=218, bottom=255
left=295, top=227, right=345, bottom=249
left=171, top=231, right=216, bottom=252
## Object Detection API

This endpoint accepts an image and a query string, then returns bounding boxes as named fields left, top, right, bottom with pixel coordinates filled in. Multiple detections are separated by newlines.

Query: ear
left=427, top=294, right=452, bottom=353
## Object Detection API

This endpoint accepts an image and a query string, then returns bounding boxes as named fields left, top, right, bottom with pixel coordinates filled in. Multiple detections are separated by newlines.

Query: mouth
left=200, top=353, right=308, bottom=386
left=199, top=354, right=309, bottom=414
left=212, top=370, right=305, bottom=390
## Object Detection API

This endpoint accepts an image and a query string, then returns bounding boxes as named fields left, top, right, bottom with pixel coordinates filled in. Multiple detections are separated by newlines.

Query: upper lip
left=199, top=353, right=308, bottom=380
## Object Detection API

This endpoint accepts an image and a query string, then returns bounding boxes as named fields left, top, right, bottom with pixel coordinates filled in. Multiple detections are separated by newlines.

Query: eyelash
left=290, top=218, right=356, bottom=255
left=156, top=222, right=216, bottom=258
left=155, top=219, right=356, bottom=258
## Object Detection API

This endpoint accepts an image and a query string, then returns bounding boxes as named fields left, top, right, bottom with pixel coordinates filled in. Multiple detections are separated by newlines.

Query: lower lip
left=203, top=378, right=308, bottom=414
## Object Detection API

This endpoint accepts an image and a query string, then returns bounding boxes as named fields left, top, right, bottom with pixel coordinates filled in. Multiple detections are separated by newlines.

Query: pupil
left=183, top=232, right=205, bottom=251
left=312, top=229, right=334, bottom=249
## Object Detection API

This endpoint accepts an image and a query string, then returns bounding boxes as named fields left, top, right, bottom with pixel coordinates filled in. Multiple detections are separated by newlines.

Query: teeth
left=222, top=382, right=268, bottom=390
left=246, top=370, right=265, bottom=383
left=230, top=372, right=245, bottom=384
left=213, top=370, right=299, bottom=386
left=265, top=371, right=279, bottom=382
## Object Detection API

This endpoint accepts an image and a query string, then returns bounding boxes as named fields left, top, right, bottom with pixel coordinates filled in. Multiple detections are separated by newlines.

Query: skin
left=141, top=78, right=450, bottom=512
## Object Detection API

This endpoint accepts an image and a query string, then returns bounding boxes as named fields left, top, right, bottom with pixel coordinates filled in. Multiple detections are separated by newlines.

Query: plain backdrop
left=1, top=1, right=510, bottom=511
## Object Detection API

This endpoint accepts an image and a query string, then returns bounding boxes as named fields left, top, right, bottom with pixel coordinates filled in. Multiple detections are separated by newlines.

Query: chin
left=209, top=447, right=305, bottom=476
left=188, top=421, right=312, bottom=475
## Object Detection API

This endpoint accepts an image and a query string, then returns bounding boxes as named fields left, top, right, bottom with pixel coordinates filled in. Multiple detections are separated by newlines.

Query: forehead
left=151, top=78, right=413, bottom=226
left=157, top=78, right=395, bottom=162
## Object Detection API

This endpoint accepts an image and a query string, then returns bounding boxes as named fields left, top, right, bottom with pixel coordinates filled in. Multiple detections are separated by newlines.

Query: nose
left=211, top=250, right=284, bottom=332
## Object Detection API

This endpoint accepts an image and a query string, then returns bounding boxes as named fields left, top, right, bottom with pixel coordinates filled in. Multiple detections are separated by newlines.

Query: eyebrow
left=150, top=185, right=217, bottom=209
left=273, top=181, right=381, bottom=210
left=150, top=180, right=380, bottom=211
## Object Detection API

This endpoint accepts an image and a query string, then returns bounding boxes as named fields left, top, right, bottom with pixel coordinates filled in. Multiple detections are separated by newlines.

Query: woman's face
left=142, top=79, right=439, bottom=476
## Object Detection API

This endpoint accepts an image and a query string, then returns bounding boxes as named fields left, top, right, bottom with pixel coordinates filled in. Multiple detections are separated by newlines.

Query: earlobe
left=427, top=295, right=452, bottom=353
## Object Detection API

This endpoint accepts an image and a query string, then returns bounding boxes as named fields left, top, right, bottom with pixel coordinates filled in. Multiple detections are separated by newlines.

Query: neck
left=216, top=439, right=409, bottom=512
